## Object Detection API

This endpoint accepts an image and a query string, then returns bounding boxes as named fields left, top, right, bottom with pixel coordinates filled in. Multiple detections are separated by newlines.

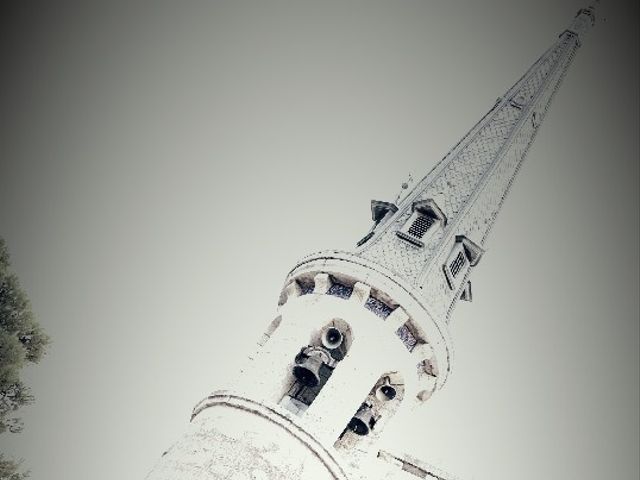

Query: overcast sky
left=0, top=1, right=638, bottom=479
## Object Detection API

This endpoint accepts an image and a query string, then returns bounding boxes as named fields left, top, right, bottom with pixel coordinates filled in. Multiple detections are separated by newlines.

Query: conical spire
left=353, top=6, right=597, bottom=323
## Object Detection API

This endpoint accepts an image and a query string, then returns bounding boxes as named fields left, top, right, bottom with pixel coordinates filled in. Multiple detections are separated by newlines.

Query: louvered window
left=397, top=211, right=439, bottom=247
left=407, top=214, right=435, bottom=239
left=396, top=199, right=447, bottom=248
left=443, top=236, right=484, bottom=291
left=449, top=251, right=466, bottom=278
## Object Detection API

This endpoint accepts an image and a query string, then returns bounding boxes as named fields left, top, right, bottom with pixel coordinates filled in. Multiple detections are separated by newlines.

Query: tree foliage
left=0, top=455, right=28, bottom=480
left=0, top=238, right=49, bottom=479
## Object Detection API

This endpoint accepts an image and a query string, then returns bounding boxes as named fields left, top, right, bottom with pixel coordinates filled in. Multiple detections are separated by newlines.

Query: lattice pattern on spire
left=353, top=7, right=595, bottom=324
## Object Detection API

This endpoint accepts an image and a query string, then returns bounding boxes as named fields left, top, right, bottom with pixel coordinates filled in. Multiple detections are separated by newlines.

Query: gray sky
left=0, top=1, right=638, bottom=479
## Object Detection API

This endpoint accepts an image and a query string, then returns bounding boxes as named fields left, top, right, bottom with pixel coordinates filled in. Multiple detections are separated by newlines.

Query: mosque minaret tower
left=146, top=5, right=597, bottom=480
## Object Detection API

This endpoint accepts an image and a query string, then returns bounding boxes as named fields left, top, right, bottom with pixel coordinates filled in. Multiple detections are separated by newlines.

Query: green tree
left=0, top=238, right=49, bottom=479
left=0, top=455, right=28, bottom=480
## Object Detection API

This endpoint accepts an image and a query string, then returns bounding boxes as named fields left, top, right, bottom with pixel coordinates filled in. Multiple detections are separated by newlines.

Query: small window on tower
left=449, top=250, right=466, bottom=279
left=407, top=214, right=435, bottom=238
left=396, top=199, right=447, bottom=247
left=443, top=235, right=484, bottom=290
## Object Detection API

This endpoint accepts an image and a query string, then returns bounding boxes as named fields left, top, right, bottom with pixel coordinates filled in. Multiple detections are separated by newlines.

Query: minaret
left=146, top=6, right=596, bottom=480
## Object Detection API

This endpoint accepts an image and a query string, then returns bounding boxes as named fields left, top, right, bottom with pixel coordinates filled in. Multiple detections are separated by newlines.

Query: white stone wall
left=145, top=395, right=347, bottom=480
left=238, top=277, right=426, bottom=445
left=147, top=262, right=449, bottom=480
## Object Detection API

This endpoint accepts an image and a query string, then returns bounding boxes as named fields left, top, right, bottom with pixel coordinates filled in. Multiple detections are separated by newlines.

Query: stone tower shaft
left=146, top=6, right=597, bottom=480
